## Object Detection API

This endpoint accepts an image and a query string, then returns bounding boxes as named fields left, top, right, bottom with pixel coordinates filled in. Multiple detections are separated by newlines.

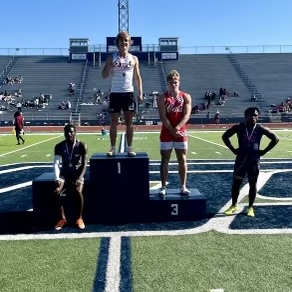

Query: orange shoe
left=76, top=218, right=85, bottom=229
left=55, top=219, right=67, bottom=230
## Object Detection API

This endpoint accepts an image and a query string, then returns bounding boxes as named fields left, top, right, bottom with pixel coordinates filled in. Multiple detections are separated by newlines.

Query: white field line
left=150, top=161, right=292, bottom=165
left=188, top=134, right=227, bottom=148
left=0, top=165, right=50, bottom=175
left=0, top=135, right=62, bottom=157
left=105, top=236, right=121, bottom=292
left=0, top=181, right=32, bottom=193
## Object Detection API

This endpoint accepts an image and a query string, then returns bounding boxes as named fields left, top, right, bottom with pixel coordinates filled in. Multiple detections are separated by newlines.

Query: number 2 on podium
left=171, top=203, right=178, bottom=215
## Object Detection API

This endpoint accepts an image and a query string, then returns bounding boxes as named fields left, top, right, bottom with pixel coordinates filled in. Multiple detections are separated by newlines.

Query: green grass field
left=0, top=129, right=290, bottom=163
left=0, top=129, right=292, bottom=292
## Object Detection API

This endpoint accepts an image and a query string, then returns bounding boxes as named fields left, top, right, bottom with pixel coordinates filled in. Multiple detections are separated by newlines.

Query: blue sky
left=3, top=0, right=292, bottom=49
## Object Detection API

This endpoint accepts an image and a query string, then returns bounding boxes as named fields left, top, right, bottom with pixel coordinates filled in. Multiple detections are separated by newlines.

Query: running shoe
left=180, top=186, right=191, bottom=196
left=76, top=218, right=85, bottom=229
left=55, top=219, right=67, bottom=230
left=224, top=205, right=239, bottom=215
left=106, top=149, right=116, bottom=157
left=247, top=207, right=255, bottom=217
left=128, top=151, right=136, bottom=157
left=159, top=186, right=167, bottom=197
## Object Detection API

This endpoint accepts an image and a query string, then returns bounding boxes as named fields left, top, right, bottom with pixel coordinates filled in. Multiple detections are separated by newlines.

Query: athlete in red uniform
left=157, top=70, right=192, bottom=196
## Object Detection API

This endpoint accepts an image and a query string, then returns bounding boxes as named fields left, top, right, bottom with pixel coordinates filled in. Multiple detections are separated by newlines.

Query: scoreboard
left=106, top=36, right=142, bottom=52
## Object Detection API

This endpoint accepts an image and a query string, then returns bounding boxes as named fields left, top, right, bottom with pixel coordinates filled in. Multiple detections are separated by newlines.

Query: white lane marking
left=0, top=165, right=50, bottom=175
left=0, top=135, right=62, bottom=157
left=105, top=236, right=121, bottom=292
left=0, top=181, right=32, bottom=193
left=20, top=155, right=27, bottom=157
left=46, top=154, right=51, bottom=157
left=188, top=135, right=227, bottom=148
left=191, top=152, right=197, bottom=154
left=120, top=133, right=125, bottom=153
left=150, top=161, right=292, bottom=165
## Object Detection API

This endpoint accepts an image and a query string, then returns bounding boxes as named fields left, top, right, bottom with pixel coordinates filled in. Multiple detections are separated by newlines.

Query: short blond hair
left=166, top=70, right=180, bottom=82
left=116, top=31, right=131, bottom=47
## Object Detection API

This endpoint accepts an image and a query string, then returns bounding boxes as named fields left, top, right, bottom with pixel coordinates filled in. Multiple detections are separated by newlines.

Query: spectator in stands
left=59, top=101, right=64, bottom=110
left=251, top=94, right=257, bottom=102
left=15, top=75, right=23, bottom=83
left=219, top=87, right=223, bottom=99
left=13, top=111, right=25, bottom=145
left=157, top=69, right=192, bottom=197
left=95, top=89, right=102, bottom=104
left=192, top=105, right=199, bottom=114
left=102, top=31, right=143, bottom=157
left=222, top=107, right=279, bottom=217
left=68, top=83, right=75, bottom=94
left=53, top=124, right=88, bottom=230
left=215, top=110, right=220, bottom=124
left=222, top=88, right=228, bottom=100
left=16, top=101, right=22, bottom=112
left=17, top=87, right=22, bottom=96
left=6, top=76, right=14, bottom=85
left=39, top=93, right=45, bottom=102
left=34, top=97, right=39, bottom=109
left=234, top=91, right=239, bottom=97
left=206, top=111, right=210, bottom=124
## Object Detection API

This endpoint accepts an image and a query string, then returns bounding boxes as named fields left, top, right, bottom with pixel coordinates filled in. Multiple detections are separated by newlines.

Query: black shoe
left=22, top=140, right=25, bottom=145
left=17, top=143, right=20, bottom=145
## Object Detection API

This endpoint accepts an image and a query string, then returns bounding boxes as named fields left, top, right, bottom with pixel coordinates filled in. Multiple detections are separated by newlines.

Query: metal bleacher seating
left=0, top=56, right=85, bottom=124
left=234, top=53, right=292, bottom=106
left=1, top=53, right=292, bottom=125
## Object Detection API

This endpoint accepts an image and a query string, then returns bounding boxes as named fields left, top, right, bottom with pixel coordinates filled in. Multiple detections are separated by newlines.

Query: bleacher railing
left=2, top=45, right=292, bottom=56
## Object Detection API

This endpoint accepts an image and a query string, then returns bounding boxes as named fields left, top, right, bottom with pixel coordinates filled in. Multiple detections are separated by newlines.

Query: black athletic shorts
left=109, top=92, right=136, bottom=113
left=233, top=155, right=260, bottom=181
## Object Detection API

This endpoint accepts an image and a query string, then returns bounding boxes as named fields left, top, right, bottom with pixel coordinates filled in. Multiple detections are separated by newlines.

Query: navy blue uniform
left=234, top=123, right=264, bottom=180
left=55, top=140, right=86, bottom=182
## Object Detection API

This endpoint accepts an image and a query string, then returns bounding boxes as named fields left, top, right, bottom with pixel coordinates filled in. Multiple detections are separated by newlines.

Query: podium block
left=32, top=172, right=60, bottom=228
left=148, top=189, right=207, bottom=221
left=32, top=172, right=92, bottom=228
left=89, top=152, right=150, bottom=223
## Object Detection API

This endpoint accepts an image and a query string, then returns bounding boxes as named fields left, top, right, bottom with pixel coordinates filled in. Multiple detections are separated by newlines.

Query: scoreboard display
left=106, top=36, right=142, bottom=52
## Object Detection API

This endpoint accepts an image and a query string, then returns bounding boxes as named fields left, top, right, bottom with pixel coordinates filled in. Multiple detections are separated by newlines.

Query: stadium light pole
left=118, top=0, right=129, bottom=32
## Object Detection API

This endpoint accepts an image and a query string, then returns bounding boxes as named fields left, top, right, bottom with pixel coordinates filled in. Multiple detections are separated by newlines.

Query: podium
left=32, top=152, right=207, bottom=227
left=149, top=189, right=206, bottom=221
left=32, top=172, right=92, bottom=229
left=89, top=152, right=150, bottom=223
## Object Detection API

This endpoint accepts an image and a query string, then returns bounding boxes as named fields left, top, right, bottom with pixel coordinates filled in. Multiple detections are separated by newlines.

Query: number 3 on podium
left=171, top=204, right=178, bottom=215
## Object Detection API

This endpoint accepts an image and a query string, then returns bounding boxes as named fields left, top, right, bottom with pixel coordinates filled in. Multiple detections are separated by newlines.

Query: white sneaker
left=159, top=186, right=167, bottom=197
left=180, top=186, right=190, bottom=196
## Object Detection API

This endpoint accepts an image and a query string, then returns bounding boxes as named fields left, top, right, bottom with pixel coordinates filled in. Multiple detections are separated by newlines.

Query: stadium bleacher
left=1, top=53, right=292, bottom=125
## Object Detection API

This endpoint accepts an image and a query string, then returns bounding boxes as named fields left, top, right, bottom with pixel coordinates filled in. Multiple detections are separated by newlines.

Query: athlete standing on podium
left=102, top=31, right=143, bottom=157
left=158, top=70, right=192, bottom=196
left=53, top=124, right=88, bottom=230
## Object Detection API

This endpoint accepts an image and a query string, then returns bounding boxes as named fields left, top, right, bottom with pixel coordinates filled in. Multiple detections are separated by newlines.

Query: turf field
left=0, top=129, right=292, bottom=292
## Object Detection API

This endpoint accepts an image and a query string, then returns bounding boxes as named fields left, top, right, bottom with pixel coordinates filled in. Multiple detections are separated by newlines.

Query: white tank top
left=111, top=53, right=135, bottom=92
